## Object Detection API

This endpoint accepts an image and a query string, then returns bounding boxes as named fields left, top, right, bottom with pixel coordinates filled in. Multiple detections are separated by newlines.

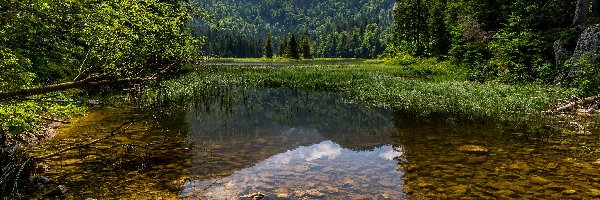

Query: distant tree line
left=268, top=31, right=312, bottom=59
left=193, top=29, right=263, bottom=58
left=192, top=0, right=394, bottom=58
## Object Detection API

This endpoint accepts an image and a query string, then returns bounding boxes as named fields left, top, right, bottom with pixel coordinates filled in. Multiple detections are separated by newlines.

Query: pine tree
left=288, top=33, right=300, bottom=59
left=279, top=36, right=288, bottom=58
left=264, top=33, right=273, bottom=58
left=300, top=31, right=312, bottom=59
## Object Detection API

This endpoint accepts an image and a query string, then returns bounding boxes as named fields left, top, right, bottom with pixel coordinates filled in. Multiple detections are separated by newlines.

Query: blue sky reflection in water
left=181, top=141, right=404, bottom=199
left=176, top=89, right=406, bottom=199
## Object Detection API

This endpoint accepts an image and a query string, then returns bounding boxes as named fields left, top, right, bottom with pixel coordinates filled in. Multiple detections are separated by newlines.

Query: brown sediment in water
left=27, top=89, right=600, bottom=199
left=30, top=108, right=191, bottom=199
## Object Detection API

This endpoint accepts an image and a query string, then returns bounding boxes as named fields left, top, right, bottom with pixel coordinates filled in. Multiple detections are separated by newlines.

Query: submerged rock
left=448, top=185, right=469, bottom=194
left=44, top=185, right=68, bottom=198
left=240, top=192, right=266, bottom=200
left=590, top=189, right=600, bottom=197
left=458, top=145, right=489, bottom=155
left=563, top=190, right=577, bottom=195
left=508, top=162, right=531, bottom=172
left=531, top=176, right=550, bottom=185
left=306, top=189, right=324, bottom=197
left=439, top=156, right=462, bottom=163
left=466, top=156, right=488, bottom=164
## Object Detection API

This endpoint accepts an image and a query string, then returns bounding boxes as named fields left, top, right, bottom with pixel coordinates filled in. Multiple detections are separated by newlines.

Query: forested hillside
left=390, top=0, right=598, bottom=96
left=193, top=0, right=394, bottom=58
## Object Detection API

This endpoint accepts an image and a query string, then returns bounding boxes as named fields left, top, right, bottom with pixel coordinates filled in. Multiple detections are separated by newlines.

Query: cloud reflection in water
left=181, top=140, right=405, bottom=199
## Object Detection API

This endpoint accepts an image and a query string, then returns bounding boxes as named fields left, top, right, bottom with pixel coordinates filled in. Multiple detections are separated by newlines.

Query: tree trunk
left=0, top=76, right=155, bottom=101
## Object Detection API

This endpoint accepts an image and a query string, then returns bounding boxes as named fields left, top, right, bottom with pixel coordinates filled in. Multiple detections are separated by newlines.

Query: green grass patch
left=143, top=62, right=567, bottom=126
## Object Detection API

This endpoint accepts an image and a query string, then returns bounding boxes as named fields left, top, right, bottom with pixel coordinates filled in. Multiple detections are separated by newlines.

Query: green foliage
left=487, top=15, right=555, bottom=83
left=0, top=97, right=87, bottom=138
left=279, top=36, right=288, bottom=57
left=144, top=63, right=564, bottom=124
left=392, top=0, right=429, bottom=56
left=391, top=0, right=600, bottom=96
left=571, top=60, right=600, bottom=97
left=0, top=0, right=200, bottom=139
left=288, top=34, right=300, bottom=59
left=194, top=0, right=394, bottom=58
left=0, top=49, right=35, bottom=92
left=384, top=52, right=420, bottom=65
left=264, top=33, right=274, bottom=59
left=301, top=31, right=313, bottom=59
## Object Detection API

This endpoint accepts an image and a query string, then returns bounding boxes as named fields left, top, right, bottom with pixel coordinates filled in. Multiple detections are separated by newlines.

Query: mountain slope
left=193, top=0, right=395, bottom=58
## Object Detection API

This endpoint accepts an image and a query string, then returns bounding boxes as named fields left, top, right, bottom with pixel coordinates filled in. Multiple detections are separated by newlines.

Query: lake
left=33, top=88, right=600, bottom=199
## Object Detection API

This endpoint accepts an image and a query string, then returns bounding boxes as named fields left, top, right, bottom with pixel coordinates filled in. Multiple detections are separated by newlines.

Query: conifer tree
left=264, top=33, right=274, bottom=58
left=279, top=36, right=288, bottom=58
left=288, top=33, right=300, bottom=59
left=301, top=31, right=312, bottom=59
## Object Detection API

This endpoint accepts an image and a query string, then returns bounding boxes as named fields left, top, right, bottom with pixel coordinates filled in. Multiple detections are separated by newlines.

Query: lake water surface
left=34, top=88, right=600, bottom=199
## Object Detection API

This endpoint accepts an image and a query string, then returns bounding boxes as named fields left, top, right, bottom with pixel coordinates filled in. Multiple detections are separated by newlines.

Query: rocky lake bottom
left=32, top=88, right=600, bottom=199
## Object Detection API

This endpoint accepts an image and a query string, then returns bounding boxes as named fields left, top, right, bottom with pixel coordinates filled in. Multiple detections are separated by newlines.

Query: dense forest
left=391, top=0, right=598, bottom=96
left=192, top=0, right=394, bottom=58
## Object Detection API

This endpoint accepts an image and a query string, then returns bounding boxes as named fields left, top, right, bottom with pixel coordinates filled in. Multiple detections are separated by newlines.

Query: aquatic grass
left=142, top=63, right=567, bottom=125
left=350, top=80, right=561, bottom=123
left=1, top=146, right=33, bottom=199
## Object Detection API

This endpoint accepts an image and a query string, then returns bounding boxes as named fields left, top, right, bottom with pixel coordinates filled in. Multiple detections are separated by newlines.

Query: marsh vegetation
left=2, top=0, right=600, bottom=199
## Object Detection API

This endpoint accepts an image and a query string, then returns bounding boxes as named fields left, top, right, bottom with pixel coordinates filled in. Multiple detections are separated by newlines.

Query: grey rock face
left=558, top=24, right=600, bottom=82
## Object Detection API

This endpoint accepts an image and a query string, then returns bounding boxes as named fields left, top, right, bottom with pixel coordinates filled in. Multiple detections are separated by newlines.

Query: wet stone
left=563, top=190, right=577, bottom=195
left=306, top=189, right=324, bottom=197
left=466, top=156, right=488, bottom=164
left=493, top=190, right=516, bottom=198
left=590, top=189, right=600, bottom=197
left=508, top=162, right=531, bottom=172
left=448, top=185, right=469, bottom=194
left=546, top=163, right=558, bottom=170
left=531, top=176, right=550, bottom=185
left=439, top=156, right=462, bottom=163
left=547, top=184, right=566, bottom=191
left=507, top=184, right=527, bottom=194
left=459, top=145, right=489, bottom=155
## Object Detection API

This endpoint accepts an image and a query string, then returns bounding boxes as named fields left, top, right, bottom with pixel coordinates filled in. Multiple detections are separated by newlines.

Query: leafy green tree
left=0, top=0, right=201, bottom=142
left=264, top=33, right=274, bottom=58
left=288, top=34, right=300, bottom=59
left=301, top=31, right=313, bottom=59
left=427, top=0, right=451, bottom=56
left=393, top=0, right=429, bottom=56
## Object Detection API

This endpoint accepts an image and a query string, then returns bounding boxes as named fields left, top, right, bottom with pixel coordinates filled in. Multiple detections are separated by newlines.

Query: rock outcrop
left=556, top=24, right=600, bottom=83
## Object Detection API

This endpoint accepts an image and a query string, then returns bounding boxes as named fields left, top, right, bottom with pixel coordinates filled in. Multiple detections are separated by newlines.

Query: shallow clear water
left=33, top=88, right=600, bottom=199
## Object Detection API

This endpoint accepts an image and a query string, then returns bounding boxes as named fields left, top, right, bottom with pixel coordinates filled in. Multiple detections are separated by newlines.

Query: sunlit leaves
left=0, top=0, right=201, bottom=136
